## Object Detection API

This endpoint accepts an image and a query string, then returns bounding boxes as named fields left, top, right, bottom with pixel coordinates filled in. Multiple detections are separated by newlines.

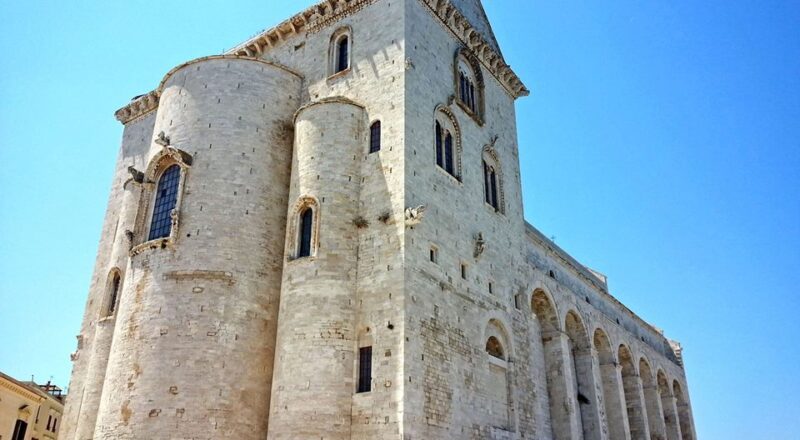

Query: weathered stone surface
left=61, top=1, right=697, bottom=439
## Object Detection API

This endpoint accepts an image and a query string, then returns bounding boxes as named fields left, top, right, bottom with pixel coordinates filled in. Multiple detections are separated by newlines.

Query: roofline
left=524, top=222, right=683, bottom=365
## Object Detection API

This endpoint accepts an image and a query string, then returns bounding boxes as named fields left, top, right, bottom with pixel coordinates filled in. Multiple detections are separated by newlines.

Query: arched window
left=485, top=336, right=505, bottom=360
left=298, top=208, right=314, bottom=258
left=329, top=28, right=352, bottom=76
left=336, top=36, right=349, bottom=72
left=148, top=164, right=181, bottom=240
left=454, top=49, right=485, bottom=123
left=369, top=121, right=381, bottom=153
left=482, top=147, right=504, bottom=213
left=434, top=107, right=461, bottom=180
left=106, top=271, right=121, bottom=316
left=483, top=161, right=498, bottom=210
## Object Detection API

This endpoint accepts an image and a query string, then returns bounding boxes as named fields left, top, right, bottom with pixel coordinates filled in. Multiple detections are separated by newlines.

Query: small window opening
left=435, top=121, right=444, bottom=168
left=485, top=336, right=504, bottom=360
left=483, top=160, right=499, bottom=211
left=429, top=247, right=438, bottom=264
left=548, top=270, right=556, bottom=279
left=444, top=132, right=454, bottom=175
left=461, top=264, right=467, bottom=280
left=298, top=208, right=314, bottom=258
left=369, top=121, right=381, bottom=153
left=107, top=273, right=121, bottom=316
left=336, top=36, right=349, bottom=73
left=488, top=282, right=494, bottom=294
left=357, top=346, right=372, bottom=393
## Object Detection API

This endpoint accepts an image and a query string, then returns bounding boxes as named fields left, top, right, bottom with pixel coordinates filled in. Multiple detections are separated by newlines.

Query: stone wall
left=60, top=1, right=697, bottom=439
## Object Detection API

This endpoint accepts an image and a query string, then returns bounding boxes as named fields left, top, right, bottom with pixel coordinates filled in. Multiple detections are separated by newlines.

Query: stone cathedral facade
left=61, top=1, right=697, bottom=439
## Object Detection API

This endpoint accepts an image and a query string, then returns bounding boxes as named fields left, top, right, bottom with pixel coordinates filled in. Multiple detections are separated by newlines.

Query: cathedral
left=61, top=1, right=697, bottom=439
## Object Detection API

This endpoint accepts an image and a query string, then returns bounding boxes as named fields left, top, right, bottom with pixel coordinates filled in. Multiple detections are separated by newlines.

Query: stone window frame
left=482, top=145, right=505, bottom=215
left=328, top=26, right=353, bottom=80
left=129, top=147, right=192, bottom=256
left=100, top=268, right=123, bottom=319
left=433, top=105, right=463, bottom=182
left=453, top=47, right=485, bottom=126
left=287, top=196, right=321, bottom=261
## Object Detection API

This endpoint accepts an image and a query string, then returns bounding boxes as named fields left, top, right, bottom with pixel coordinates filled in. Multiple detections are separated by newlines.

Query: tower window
left=429, top=246, right=438, bottom=263
left=298, top=208, right=314, bottom=258
left=461, top=263, right=467, bottom=279
left=357, top=346, right=372, bottom=393
left=369, top=121, right=381, bottom=153
left=336, top=36, right=349, bottom=72
left=107, top=272, right=121, bottom=316
left=434, top=108, right=461, bottom=180
left=484, top=160, right=499, bottom=211
left=148, top=164, right=181, bottom=241
left=444, top=132, right=454, bottom=175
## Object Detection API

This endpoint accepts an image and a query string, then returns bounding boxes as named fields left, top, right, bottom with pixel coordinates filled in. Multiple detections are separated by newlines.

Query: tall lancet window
left=434, top=107, right=461, bottom=180
left=148, top=164, right=181, bottom=240
left=337, top=36, right=349, bottom=72
left=298, top=208, right=314, bottom=258
left=482, top=147, right=504, bottom=214
left=106, top=271, right=121, bottom=316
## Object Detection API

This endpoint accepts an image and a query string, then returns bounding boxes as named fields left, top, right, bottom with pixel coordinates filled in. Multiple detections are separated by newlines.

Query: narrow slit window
left=369, top=121, right=381, bottom=153
left=444, top=132, right=454, bottom=175
left=435, top=121, right=444, bottom=168
left=430, top=247, right=438, bottom=263
left=461, top=264, right=467, bottom=280
left=336, top=36, right=349, bottom=73
left=148, top=165, right=181, bottom=241
left=298, top=208, right=314, bottom=258
left=107, top=273, right=121, bottom=316
left=357, top=346, right=372, bottom=393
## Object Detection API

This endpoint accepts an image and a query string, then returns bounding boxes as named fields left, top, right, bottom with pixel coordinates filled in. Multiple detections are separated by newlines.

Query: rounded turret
left=267, top=98, right=366, bottom=439
left=93, top=56, right=301, bottom=440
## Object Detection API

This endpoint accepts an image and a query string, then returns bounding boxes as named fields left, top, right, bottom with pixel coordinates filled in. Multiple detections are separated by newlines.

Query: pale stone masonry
left=61, top=1, right=697, bottom=439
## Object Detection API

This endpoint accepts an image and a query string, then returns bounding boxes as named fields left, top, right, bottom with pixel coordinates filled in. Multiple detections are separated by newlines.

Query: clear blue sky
left=1, top=1, right=798, bottom=438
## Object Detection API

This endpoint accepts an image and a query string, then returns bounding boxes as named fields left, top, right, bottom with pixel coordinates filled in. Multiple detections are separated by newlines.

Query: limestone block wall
left=91, top=56, right=301, bottom=440
left=268, top=99, right=365, bottom=439
left=61, top=111, right=156, bottom=440
left=249, top=1, right=409, bottom=437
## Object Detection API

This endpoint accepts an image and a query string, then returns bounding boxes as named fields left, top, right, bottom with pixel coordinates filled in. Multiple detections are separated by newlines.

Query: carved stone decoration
left=128, top=166, right=144, bottom=184
left=124, top=230, right=135, bottom=247
left=473, top=232, right=486, bottom=258
left=155, top=131, right=171, bottom=147
left=404, top=205, right=427, bottom=226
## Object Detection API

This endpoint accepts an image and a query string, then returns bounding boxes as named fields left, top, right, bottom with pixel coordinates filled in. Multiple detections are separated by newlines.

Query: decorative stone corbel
left=473, top=232, right=486, bottom=258
left=404, top=205, right=426, bottom=226
left=125, top=230, right=135, bottom=248
left=154, top=131, right=171, bottom=147
left=128, top=166, right=144, bottom=184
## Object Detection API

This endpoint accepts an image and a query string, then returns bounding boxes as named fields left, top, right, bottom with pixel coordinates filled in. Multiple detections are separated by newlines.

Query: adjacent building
left=61, top=0, right=697, bottom=439
left=0, top=372, right=65, bottom=440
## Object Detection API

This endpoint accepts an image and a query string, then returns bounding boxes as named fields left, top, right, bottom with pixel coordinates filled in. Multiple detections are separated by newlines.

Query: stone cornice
left=228, top=0, right=379, bottom=57
left=114, top=56, right=301, bottom=125
left=419, top=0, right=529, bottom=99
